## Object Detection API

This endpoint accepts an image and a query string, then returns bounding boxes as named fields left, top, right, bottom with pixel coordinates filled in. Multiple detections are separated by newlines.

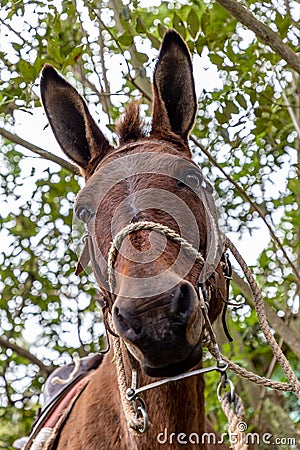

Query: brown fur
left=57, top=350, right=227, bottom=450
left=40, top=30, right=229, bottom=449
left=116, top=100, right=147, bottom=144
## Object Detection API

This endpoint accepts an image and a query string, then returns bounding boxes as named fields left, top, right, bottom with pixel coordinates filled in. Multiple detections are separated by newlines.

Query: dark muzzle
left=112, top=280, right=203, bottom=377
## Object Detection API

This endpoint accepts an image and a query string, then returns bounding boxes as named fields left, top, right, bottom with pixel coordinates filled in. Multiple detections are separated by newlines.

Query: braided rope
left=108, top=315, right=145, bottom=433
left=225, top=237, right=300, bottom=399
left=220, top=392, right=248, bottom=450
left=208, top=344, right=295, bottom=391
left=107, top=221, right=205, bottom=293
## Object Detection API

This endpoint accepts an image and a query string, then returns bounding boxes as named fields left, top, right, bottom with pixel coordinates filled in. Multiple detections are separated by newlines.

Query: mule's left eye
left=75, top=206, right=95, bottom=223
left=183, top=170, right=203, bottom=190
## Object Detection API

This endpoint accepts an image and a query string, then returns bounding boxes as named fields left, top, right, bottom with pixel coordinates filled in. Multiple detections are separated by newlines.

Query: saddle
left=14, top=354, right=103, bottom=450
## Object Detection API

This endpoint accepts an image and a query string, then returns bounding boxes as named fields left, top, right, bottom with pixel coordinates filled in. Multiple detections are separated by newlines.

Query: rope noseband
left=107, top=220, right=205, bottom=294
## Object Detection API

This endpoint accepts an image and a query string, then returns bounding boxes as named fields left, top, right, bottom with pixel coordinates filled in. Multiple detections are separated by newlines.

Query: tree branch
left=215, top=0, right=300, bottom=75
left=0, top=127, right=80, bottom=175
left=91, top=3, right=152, bottom=101
left=97, top=21, right=113, bottom=115
left=0, top=17, right=25, bottom=45
left=0, top=336, right=53, bottom=375
left=191, top=135, right=300, bottom=287
left=231, top=269, right=300, bottom=359
left=108, top=0, right=152, bottom=98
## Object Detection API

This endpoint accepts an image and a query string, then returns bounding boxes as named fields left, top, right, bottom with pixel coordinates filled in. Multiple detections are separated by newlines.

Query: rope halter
left=107, top=220, right=205, bottom=295
left=98, top=219, right=232, bottom=434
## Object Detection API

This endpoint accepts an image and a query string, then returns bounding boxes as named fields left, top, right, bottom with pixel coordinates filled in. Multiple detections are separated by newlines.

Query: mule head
left=40, top=30, right=226, bottom=377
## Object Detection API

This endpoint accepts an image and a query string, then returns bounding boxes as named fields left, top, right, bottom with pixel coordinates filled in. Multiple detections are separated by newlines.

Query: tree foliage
left=0, top=0, right=299, bottom=447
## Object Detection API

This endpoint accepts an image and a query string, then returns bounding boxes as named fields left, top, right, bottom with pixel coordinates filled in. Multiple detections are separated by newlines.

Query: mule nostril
left=171, top=282, right=195, bottom=317
left=179, top=283, right=193, bottom=314
left=113, top=305, right=142, bottom=335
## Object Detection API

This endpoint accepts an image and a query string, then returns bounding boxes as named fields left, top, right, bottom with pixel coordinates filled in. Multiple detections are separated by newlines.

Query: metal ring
left=135, top=404, right=149, bottom=434
left=217, top=377, right=235, bottom=403
left=217, top=359, right=228, bottom=371
left=134, top=396, right=146, bottom=412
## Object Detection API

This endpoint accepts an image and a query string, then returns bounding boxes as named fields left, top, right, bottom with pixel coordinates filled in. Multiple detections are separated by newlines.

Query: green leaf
left=216, top=109, right=229, bottom=124
left=173, top=12, right=186, bottom=39
left=201, top=9, right=210, bottom=35
left=146, top=33, right=160, bottom=49
left=136, top=15, right=146, bottom=34
left=134, top=51, right=148, bottom=64
left=187, top=8, right=200, bottom=39
left=236, top=93, right=247, bottom=109
left=196, top=36, right=207, bottom=54
left=18, top=60, right=35, bottom=79
left=210, top=53, right=223, bottom=66
left=118, top=32, right=133, bottom=46
left=64, top=44, right=85, bottom=67
left=158, top=23, right=167, bottom=39
left=12, top=42, right=22, bottom=53
left=47, top=39, right=62, bottom=63
left=254, top=118, right=267, bottom=136
left=226, top=100, right=239, bottom=115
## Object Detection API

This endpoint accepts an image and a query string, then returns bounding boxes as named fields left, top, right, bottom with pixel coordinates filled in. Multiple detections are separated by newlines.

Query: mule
left=40, top=30, right=229, bottom=450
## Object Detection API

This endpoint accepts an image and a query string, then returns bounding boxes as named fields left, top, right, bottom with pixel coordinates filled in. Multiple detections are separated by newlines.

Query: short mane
left=116, top=100, right=147, bottom=144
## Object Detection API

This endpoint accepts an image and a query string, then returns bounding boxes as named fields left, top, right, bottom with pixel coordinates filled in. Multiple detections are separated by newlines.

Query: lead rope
left=225, top=236, right=300, bottom=399
left=220, top=394, right=247, bottom=450
left=217, top=374, right=248, bottom=450
left=108, top=316, right=146, bottom=434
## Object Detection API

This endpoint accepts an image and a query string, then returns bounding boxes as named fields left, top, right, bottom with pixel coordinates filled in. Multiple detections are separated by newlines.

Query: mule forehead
left=74, top=143, right=224, bottom=286
left=75, top=149, right=208, bottom=247
left=75, top=145, right=201, bottom=208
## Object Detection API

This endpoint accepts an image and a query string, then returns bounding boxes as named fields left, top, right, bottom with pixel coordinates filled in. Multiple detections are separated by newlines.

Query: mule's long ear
left=151, top=30, right=197, bottom=141
left=40, top=64, right=111, bottom=173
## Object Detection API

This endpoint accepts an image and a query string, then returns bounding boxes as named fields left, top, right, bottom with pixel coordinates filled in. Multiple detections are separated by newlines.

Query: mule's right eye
left=75, top=206, right=95, bottom=223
